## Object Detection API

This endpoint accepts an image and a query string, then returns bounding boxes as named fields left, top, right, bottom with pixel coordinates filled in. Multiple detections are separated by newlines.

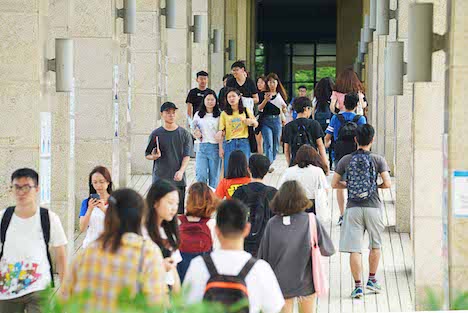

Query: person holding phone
left=79, top=166, right=113, bottom=248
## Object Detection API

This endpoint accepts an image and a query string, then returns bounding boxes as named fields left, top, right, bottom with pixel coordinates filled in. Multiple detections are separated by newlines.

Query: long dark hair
left=266, top=72, right=288, bottom=102
left=89, top=166, right=113, bottom=195
left=226, top=150, right=249, bottom=179
left=224, top=88, right=246, bottom=115
left=145, top=180, right=180, bottom=250
left=293, top=145, right=328, bottom=174
left=198, top=90, right=221, bottom=118
left=98, top=188, right=145, bottom=253
left=314, top=77, right=334, bottom=112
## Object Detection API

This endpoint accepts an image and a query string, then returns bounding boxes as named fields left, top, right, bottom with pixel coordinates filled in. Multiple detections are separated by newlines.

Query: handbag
left=246, top=110, right=258, bottom=153
left=308, top=213, right=328, bottom=297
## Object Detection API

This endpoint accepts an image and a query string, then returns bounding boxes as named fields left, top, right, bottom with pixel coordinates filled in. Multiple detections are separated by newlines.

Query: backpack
left=0, top=207, right=55, bottom=287
left=334, top=114, right=362, bottom=160
left=346, top=150, right=378, bottom=202
left=203, top=254, right=256, bottom=313
left=291, top=122, right=313, bottom=155
left=178, top=215, right=212, bottom=254
left=232, top=185, right=273, bottom=257
left=314, top=104, right=332, bottom=132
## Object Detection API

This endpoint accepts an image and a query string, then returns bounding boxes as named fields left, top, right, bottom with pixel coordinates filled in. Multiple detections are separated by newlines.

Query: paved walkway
left=74, top=154, right=415, bottom=312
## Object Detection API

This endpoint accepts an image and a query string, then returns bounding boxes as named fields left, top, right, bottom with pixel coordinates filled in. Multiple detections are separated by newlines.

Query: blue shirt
left=289, top=97, right=298, bottom=120
left=325, top=112, right=367, bottom=141
left=79, top=199, right=89, bottom=217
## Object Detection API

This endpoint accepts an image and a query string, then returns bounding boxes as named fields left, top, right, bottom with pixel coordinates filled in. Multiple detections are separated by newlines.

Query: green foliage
left=40, top=287, right=243, bottom=313
left=423, top=288, right=468, bottom=311
left=316, top=67, right=336, bottom=81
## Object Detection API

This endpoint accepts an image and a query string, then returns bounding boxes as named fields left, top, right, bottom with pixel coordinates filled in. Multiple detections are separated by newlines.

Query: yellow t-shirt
left=219, top=109, right=253, bottom=141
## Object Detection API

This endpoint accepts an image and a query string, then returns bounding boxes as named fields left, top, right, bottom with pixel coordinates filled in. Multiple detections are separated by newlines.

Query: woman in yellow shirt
left=216, top=88, right=258, bottom=176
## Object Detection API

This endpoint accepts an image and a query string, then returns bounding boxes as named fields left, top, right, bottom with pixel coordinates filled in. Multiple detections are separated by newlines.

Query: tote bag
left=308, top=213, right=328, bottom=297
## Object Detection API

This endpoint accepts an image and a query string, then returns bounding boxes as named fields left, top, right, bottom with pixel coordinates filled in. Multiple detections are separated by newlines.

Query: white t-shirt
left=82, top=205, right=106, bottom=249
left=192, top=112, right=220, bottom=145
left=159, top=227, right=182, bottom=285
left=183, top=250, right=285, bottom=313
left=278, top=165, right=329, bottom=199
left=0, top=208, right=67, bottom=299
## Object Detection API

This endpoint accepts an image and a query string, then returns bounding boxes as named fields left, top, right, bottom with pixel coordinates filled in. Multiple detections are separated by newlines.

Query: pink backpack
left=308, top=213, right=328, bottom=297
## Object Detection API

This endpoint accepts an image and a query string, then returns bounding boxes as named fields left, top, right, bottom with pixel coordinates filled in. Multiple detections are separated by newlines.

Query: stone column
left=130, top=0, right=162, bottom=175
left=191, top=0, right=209, bottom=81
left=374, top=35, right=386, bottom=155
left=224, top=0, right=237, bottom=74
left=448, top=0, right=468, bottom=301
left=412, top=0, right=446, bottom=309
left=394, top=0, right=412, bottom=233
left=208, top=0, right=225, bottom=93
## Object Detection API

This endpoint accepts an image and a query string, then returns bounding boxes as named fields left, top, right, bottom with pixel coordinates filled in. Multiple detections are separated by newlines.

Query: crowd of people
left=0, top=61, right=392, bottom=313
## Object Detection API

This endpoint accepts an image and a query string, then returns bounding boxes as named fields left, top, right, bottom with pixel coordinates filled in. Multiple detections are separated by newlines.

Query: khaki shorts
left=339, top=206, right=385, bottom=253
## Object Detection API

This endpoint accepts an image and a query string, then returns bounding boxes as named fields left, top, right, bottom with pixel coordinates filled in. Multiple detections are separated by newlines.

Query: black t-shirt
left=186, top=88, right=215, bottom=116
left=283, top=118, right=325, bottom=165
left=226, top=77, right=258, bottom=98
left=218, top=87, right=227, bottom=111
left=262, top=94, right=281, bottom=116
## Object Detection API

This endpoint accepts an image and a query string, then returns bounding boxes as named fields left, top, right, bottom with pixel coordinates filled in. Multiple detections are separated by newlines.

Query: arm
left=316, top=138, right=329, bottom=174
left=187, top=102, right=193, bottom=118
left=252, top=93, right=259, bottom=105
left=54, top=245, right=67, bottom=283
left=330, top=97, right=337, bottom=113
left=378, top=171, right=392, bottom=189
left=284, top=143, right=291, bottom=166
left=324, top=133, right=332, bottom=149
left=258, top=96, right=269, bottom=111
left=174, top=156, right=190, bottom=182
left=331, top=172, right=347, bottom=189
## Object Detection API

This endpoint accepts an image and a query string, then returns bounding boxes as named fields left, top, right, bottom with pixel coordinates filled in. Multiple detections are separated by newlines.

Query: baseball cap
left=160, top=102, right=178, bottom=112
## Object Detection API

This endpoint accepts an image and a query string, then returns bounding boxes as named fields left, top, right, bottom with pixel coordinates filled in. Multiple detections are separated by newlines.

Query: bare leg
left=369, top=248, right=381, bottom=274
left=255, top=132, right=264, bottom=155
left=282, top=298, right=294, bottom=313
left=350, top=252, right=362, bottom=282
left=298, top=294, right=316, bottom=313
left=337, top=189, right=345, bottom=216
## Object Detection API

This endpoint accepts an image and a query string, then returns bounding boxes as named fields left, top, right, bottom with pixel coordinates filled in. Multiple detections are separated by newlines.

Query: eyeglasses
left=10, top=184, right=37, bottom=193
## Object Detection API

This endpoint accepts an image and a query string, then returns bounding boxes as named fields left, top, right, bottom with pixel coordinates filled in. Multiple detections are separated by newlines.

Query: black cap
left=196, top=71, right=209, bottom=77
left=160, top=102, right=178, bottom=112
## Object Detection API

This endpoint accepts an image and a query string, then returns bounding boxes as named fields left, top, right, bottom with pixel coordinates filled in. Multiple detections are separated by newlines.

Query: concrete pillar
left=336, top=0, right=362, bottom=73
left=394, top=0, right=412, bottom=233
left=191, top=0, right=209, bottom=82
left=130, top=0, right=162, bottom=175
left=224, top=0, right=237, bottom=74
left=208, top=0, right=225, bottom=93
left=375, top=36, right=386, bottom=155
left=448, top=0, right=468, bottom=302
left=412, top=0, right=446, bottom=309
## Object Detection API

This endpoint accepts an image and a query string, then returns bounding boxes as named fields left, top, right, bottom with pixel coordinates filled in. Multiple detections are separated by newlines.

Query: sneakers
left=337, top=216, right=343, bottom=226
left=351, top=287, right=364, bottom=299
left=366, top=280, right=382, bottom=293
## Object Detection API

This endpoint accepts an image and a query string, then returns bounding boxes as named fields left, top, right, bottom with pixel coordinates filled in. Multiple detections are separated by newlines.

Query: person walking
left=79, top=166, right=112, bottom=249
left=331, top=124, right=391, bottom=299
left=145, top=102, right=193, bottom=214
left=258, top=73, right=288, bottom=166
left=0, top=169, right=68, bottom=313
left=226, top=61, right=259, bottom=113
left=283, top=97, right=328, bottom=170
left=255, top=75, right=268, bottom=154
left=192, top=91, right=223, bottom=189
left=183, top=199, right=285, bottom=313
left=278, top=145, right=329, bottom=214
left=61, top=188, right=167, bottom=311
left=325, top=92, right=367, bottom=225
left=145, top=180, right=183, bottom=293
left=288, top=85, right=308, bottom=121
left=218, top=74, right=233, bottom=111
left=177, top=182, right=220, bottom=282
left=232, top=154, right=277, bottom=257
left=215, top=150, right=251, bottom=200
left=186, top=71, right=215, bottom=118
left=216, top=88, right=258, bottom=176
left=330, top=67, right=367, bottom=116
left=258, top=181, right=335, bottom=313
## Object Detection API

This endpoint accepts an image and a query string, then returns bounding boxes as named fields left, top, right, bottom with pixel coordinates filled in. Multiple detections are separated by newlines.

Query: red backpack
left=178, top=215, right=212, bottom=253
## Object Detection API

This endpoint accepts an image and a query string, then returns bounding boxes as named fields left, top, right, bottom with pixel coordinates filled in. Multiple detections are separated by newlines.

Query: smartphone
left=90, top=193, right=100, bottom=200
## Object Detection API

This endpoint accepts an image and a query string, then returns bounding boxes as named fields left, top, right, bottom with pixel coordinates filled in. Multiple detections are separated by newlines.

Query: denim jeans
left=223, top=138, right=251, bottom=176
left=195, top=143, right=221, bottom=188
left=261, top=115, right=282, bottom=163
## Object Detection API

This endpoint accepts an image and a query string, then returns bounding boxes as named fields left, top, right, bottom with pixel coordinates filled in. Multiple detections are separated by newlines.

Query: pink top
left=331, top=91, right=367, bottom=115
left=331, top=91, right=346, bottom=111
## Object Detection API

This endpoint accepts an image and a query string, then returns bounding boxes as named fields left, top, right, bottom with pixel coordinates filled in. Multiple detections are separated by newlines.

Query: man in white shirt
left=183, top=199, right=284, bottom=313
left=0, top=168, right=68, bottom=313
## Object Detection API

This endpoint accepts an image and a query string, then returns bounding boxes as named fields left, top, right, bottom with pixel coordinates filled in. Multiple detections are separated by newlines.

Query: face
left=162, top=108, right=176, bottom=124
left=91, top=172, right=109, bottom=195
left=226, top=91, right=240, bottom=110
left=257, top=78, right=266, bottom=91
left=197, top=76, right=208, bottom=88
left=231, top=67, right=244, bottom=79
left=223, top=78, right=228, bottom=87
left=154, top=190, right=179, bottom=223
left=204, top=94, right=216, bottom=110
left=268, top=79, right=278, bottom=92
left=11, top=177, right=39, bottom=207
left=298, top=88, right=307, bottom=97
left=303, top=106, right=312, bottom=118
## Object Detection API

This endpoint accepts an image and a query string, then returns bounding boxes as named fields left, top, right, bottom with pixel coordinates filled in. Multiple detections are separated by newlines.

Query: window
left=255, top=43, right=265, bottom=76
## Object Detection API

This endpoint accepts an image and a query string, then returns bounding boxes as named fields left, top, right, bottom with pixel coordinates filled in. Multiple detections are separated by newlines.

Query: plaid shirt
left=61, top=233, right=167, bottom=312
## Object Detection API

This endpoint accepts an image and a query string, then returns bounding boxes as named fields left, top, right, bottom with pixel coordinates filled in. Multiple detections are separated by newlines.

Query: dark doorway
left=256, top=0, right=337, bottom=99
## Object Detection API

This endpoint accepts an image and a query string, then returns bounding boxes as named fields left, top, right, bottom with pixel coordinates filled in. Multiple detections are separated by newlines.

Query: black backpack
left=292, top=122, right=313, bottom=156
left=0, top=207, right=55, bottom=287
left=232, top=185, right=274, bottom=257
left=334, top=114, right=361, bottom=160
left=203, top=254, right=256, bottom=313
left=314, top=106, right=332, bottom=132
